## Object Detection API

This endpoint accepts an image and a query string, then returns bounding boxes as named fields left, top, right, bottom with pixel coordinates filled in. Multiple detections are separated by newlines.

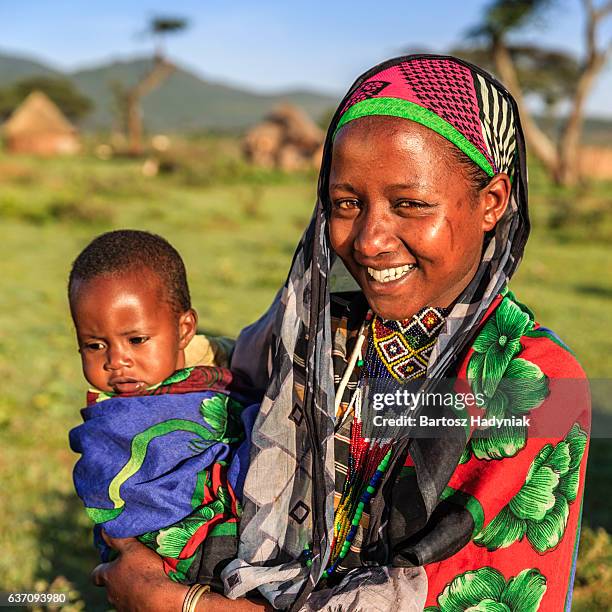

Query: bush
left=573, top=526, right=612, bottom=611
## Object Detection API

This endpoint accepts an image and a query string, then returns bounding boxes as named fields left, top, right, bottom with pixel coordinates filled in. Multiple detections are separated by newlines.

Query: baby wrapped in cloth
left=70, top=365, right=258, bottom=585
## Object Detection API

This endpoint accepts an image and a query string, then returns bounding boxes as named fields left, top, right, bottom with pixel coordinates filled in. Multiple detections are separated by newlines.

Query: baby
left=68, top=230, right=257, bottom=586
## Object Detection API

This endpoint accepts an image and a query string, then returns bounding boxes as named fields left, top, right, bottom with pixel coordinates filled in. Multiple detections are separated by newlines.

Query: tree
left=150, top=17, right=189, bottom=60
left=0, top=87, right=19, bottom=120
left=123, top=16, right=189, bottom=155
left=459, top=0, right=612, bottom=186
left=0, top=76, right=93, bottom=122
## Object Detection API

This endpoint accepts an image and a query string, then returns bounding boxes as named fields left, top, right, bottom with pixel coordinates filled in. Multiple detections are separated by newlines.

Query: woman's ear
left=481, top=173, right=511, bottom=232
left=178, top=309, right=198, bottom=349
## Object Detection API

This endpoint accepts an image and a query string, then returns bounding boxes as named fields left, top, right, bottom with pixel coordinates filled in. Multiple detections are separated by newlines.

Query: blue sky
left=1, top=0, right=611, bottom=116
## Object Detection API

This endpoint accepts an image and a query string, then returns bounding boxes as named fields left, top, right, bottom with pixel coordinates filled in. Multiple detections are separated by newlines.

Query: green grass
left=0, top=143, right=610, bottom=610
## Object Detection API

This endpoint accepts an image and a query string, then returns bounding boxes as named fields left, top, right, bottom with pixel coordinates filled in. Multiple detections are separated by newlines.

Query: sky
left=1, top=0, right=611, bottom=116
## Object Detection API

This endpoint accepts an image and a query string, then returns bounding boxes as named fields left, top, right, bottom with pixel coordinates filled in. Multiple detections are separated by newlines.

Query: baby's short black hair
left=68, top=230, right=191, bottom=315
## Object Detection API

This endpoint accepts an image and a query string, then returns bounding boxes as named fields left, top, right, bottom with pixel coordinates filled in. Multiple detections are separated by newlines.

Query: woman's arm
left=92, top=535, right=270, bottom=612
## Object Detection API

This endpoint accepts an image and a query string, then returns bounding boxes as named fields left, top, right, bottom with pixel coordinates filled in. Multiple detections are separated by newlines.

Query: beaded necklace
left=305, top=306, right=450, bottom=577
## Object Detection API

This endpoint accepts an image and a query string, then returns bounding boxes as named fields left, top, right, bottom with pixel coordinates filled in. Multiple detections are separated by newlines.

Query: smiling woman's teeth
left=367, top=264, right=415, bottom=283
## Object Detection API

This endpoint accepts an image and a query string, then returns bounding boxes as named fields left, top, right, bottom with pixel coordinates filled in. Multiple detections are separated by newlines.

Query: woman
left=93, top=55, right=590, bottom=612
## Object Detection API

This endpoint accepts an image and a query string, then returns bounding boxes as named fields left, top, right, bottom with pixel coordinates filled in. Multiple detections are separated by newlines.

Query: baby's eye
left=129, top=336, right=149, bottom=345
left=83, top=341, right=105, bottom=351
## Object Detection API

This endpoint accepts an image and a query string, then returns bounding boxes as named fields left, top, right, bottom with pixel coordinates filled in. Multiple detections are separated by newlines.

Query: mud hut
left=243, top=104, right=324, bottom=171
left=2, top=91, right=80, bottom=155
left=579, top=146, right=612, bottom=180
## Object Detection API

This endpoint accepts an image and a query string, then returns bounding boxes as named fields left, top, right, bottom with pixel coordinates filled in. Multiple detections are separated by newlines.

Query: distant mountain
left=0, top=52, right=338, bottom=132
left=538, top=115, right=612, bottom=148
left=0, top=52, right=62, bottom=83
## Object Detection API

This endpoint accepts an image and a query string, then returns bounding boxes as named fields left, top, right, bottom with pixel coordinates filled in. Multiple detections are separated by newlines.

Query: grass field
left=0, top=139, right=610, bottom=610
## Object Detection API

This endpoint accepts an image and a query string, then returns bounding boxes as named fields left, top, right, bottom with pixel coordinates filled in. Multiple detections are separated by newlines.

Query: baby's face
left=72, top=270, right=195, bottom=395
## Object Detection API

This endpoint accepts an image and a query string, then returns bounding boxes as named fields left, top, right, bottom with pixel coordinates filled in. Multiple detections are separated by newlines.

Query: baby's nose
left=104, top=346, right=132, bottom=370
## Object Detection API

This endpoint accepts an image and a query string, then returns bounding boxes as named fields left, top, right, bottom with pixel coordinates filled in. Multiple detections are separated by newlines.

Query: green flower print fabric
left=474, top=424, right=588, bottom=553
left=462, top=296, right=549, bottom=462
left=425, top=566, right=547, bottom=612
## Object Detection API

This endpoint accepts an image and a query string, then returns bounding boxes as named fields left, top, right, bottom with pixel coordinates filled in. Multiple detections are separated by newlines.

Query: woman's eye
left=396, top=200, right=430, bottom=209
left=333, top=199, right=360, bottom=211
left=129, top=336, right=149, bottom=345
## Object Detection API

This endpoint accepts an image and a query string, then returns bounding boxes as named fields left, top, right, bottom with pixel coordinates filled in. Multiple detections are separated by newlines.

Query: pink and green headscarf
left=333, top=56, right=518, bottom=179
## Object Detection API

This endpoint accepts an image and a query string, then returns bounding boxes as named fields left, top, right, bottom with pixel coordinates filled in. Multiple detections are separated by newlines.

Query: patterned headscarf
left=222, top=55, right=529, bottom=610
left=335, top=59, right=517, bottom=176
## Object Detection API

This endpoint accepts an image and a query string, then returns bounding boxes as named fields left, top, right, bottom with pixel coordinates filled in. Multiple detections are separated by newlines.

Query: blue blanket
left=70, top=376, right=258, bottom=582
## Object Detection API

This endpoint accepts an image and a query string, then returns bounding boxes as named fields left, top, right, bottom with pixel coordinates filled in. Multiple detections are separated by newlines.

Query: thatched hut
left=243, top=104, right=324, bottom=171
left=2, top=91, right=80, bottom=155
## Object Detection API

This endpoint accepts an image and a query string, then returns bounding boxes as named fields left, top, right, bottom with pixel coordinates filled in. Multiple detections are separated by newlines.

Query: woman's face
left=328, top=116, right=509, bottom=321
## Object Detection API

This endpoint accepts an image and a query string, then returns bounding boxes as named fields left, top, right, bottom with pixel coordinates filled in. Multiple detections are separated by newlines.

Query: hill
left=0, top=52, right=62, bottom=83
left=0, top=52, right=338, bottom=132
left=70, top=58, right=337, bottom=132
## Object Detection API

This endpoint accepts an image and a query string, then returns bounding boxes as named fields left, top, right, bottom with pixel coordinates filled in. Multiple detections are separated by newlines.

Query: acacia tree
left=460, top=0, right=612, bottom=186
left=125, top=16, right=189, bottom=155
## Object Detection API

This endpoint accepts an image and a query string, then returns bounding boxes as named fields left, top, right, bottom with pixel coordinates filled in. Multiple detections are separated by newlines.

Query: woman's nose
left=103, top=346, right=132, bottom=370
left=353, top=209, right=398, bottom=258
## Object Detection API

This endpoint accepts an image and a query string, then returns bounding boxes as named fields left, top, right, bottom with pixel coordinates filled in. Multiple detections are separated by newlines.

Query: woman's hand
left=91, top=533, right=187, bottom=612
left=92, top=532, right=271, bottom=611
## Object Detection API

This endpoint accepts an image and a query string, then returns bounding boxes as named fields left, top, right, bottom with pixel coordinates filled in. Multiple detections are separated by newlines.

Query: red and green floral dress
left=331, top=290, right=589, bottom=611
